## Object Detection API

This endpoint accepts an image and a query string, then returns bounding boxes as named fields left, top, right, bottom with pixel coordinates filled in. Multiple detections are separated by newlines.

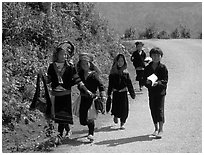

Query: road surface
left=51, top=39, right=202, bottom=153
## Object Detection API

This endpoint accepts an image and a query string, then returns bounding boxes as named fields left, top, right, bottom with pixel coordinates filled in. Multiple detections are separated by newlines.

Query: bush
left=199, top=32, right=202, bottom=39
left=124, top=27, right=136, bottom=39
left=2, top=2, right=121, bottom=128
left=179, top=25, right=191, bottom=38
left=171, top=28, right=181, bottom=39
left=157, top=30, right=170, bottom=39
left=138, top=25, right=158, bottom=39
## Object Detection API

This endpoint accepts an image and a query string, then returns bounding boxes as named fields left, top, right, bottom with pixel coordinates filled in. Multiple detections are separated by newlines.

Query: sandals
left=152, top=130, right=159, bottom=136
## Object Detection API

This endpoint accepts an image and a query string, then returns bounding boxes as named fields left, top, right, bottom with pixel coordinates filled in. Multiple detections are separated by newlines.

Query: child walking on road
left=131, top=41, right=146, bottom=91
left=77, top=53, right=106, bottom=141
left=107, top=54, right=135, bottom=129
left=143, top=47, right=168, bottom=138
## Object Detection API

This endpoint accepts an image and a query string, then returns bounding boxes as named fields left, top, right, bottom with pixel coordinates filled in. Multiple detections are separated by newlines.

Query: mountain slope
left=94, top=2, right=202, bottom=38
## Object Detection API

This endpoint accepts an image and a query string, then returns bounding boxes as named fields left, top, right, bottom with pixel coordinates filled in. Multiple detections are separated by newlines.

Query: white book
left=147, top=74, right=158, bottom=86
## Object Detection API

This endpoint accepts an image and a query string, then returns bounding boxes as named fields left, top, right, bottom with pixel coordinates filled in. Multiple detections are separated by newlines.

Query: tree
left=171, top=28, right=181, bottom=39
left=124, top=27, right=136, bottom=39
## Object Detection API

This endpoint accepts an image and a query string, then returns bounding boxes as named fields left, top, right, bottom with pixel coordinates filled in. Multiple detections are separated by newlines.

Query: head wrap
left=77, top=53, right=101, bottom=74
left=57, top=41, right=75, bottom=57
left=79, top=53, right=94, bottom=62
left=110, top=53, right=128, bottom=75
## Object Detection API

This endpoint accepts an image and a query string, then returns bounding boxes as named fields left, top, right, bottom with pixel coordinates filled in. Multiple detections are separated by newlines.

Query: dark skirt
left=111, top=91, right=129, bottom=123
left=79, top=96, right=93, bottom=125
left=149, top=94, right=165, bottom=124
left=54, top=94, right=73, bottom=124
left=136, top=70, right=144, bottom=81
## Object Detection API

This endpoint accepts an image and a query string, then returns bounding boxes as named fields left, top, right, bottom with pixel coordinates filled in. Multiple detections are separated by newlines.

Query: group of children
left=108, top=42, right=168, bottom=139
left=38, top=41, right=168, bottom=142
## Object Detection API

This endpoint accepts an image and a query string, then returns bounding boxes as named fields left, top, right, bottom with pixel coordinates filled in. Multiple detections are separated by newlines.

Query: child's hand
left=146, top=80, right=152, bottom=85
left=87, top=90, right=94, bottom=98
left=152, top=81, right=158, bottom=87
left=101, top=96, right=107, bottom=103
left=131, top=94, right=135, bottom=99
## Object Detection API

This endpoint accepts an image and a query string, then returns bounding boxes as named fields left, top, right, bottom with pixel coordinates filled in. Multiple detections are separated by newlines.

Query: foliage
left=179, top=25, right=191, bottom=38
left=157, top=30, right=170, bottom=39
left=199, top=33, right=202, bottom=39
left=123, top=23, right=194, bottom=40
left=2, top=2, right=124, bottom=152
left=171, top=28, right=181, bottom=39
left=124, top=27, right=136, bottom=39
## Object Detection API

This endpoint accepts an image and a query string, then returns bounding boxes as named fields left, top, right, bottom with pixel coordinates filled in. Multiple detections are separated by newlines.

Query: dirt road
left=51, top=39, right=202, bottom=153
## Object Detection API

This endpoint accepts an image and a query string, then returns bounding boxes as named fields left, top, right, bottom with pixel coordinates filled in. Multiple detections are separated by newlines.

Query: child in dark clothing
left=131, top=41, right=146, bottom=91
left=107, top=54, right=135, bottom=129
left=143, top=47, right=168, bottom=138
left=77, top=53, right=106, bottom=141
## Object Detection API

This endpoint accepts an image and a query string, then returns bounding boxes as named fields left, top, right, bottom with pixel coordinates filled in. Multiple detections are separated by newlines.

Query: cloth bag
left=94, top=97, right=105, bottom=114
left=30, top=74, right=52, bottom=119
left=72, top=95, right=81, bottom=117
left=87, top=99, right=98, bottom=120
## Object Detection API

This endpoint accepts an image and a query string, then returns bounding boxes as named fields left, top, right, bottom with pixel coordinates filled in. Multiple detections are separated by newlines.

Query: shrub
left=2, top=2, right=121, bottom=128
left=171, top=28, right=181, bottom=39
left=124, top=27, right=136, bottom=39
left=179, top=25, right=191, bottom=38
left=157, top=30, right=170, bottom=39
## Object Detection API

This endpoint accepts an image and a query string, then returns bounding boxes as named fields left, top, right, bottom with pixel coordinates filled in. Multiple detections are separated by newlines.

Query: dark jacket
left=107, top=71, right=135, bottom=99
left=47, top=61, right=81, bottom=90
left=107, top=71, right=135, bottom=121
left=143, top=62, right=168, bottom=96
left=78, top=71, right=105, bottom=125
left=79, top=71, right=105, bottom=95
left=131, top=50, right=146, bottom=68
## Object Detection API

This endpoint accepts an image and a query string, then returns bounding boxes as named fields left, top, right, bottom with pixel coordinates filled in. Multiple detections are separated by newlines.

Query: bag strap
left=41, top=74, right=52, bottom=117
left=30, top=74, right=41, bottom=110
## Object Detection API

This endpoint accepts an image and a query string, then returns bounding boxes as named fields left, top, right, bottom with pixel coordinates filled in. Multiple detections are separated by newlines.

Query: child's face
left=117, top=56, right=125, bottom=67
left=136, top=44, right=143, bottom=51
left=57, top=50, right=66, bottom=62
left=151, top=54, right=161, bottom=63
left=80, top=60, right=90, bottom=71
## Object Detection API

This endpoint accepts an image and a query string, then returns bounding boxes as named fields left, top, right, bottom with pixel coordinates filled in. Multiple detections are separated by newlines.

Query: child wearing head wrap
left=131, top=41, right=146, bottom=91
left=107, top=54, right=135, bottom=129
left=77, top=53, right=106, bottom=141
left=44, top=42, right=92, bottom=139
left=143, top=47, right=168, bottom=138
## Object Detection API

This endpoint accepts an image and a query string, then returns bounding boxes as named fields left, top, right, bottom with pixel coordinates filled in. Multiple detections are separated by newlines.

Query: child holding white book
left=143, top=47, right=168, bottom=138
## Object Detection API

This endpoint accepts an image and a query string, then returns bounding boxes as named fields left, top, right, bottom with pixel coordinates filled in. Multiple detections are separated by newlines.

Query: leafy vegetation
left=2, top=2, right=127, bottom=152
left=124, top=24, right=193, bottom=40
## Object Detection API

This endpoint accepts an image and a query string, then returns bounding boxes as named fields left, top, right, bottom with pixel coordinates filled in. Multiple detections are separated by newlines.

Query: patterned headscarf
left=77, top=53, right=101, bottom=74
left=110, top=53, right=128, bottom=75
left=57, top=41, right=75, bottom=57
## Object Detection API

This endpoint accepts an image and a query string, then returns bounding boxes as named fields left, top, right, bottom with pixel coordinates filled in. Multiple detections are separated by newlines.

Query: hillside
left=94, top=2, right=202, bottom=38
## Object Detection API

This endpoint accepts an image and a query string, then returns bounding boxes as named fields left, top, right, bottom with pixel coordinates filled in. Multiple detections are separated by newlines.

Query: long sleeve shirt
left=143, top=61, right=168, bottom=95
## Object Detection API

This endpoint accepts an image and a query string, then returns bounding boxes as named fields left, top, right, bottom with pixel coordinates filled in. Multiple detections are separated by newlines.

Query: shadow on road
left=60, top=126, right=123, bottom=146
left=94, top=134, right=154, bottom=147
left=61, top=135, right=92, bottom=146
left=95, top=125, right=121, bottom=133
left=72, top=125, right=121, bottom=136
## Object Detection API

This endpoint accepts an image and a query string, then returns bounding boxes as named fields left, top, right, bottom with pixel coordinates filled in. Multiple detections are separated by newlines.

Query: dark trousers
left=79, top=117, right=95, bottom=136
left=149, top=94, right=165, bottom=124
left=87, top=120, right=95, bottom=135
left=58, top=123, right=70, bottom=136
left=79, top=97, right=95, bottom=136
left=136, top=70, right=144, bottom=87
